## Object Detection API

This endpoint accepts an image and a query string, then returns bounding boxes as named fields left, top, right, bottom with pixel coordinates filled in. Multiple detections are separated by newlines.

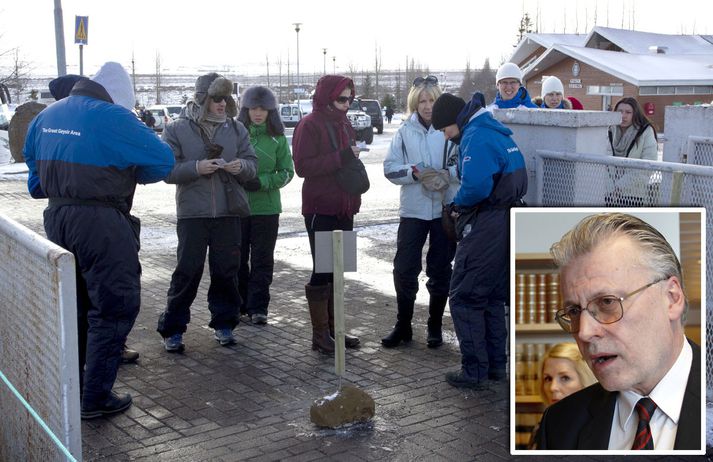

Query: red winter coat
left=292, top=75, right=361, bottom=218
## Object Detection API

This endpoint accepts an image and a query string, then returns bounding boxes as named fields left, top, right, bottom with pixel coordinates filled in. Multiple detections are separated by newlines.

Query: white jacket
left=383, top=113, right=460, bottom=220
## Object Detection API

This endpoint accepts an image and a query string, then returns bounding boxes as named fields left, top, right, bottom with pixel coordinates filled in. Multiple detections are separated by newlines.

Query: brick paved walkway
left=0, top=177, right=705, bottom=462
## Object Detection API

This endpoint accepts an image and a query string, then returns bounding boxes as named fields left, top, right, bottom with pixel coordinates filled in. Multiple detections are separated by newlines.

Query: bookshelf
left=513, top=253, right=571, bottom=449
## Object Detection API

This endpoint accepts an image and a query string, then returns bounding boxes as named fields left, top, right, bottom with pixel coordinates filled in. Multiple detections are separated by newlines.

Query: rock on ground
left=310, top=385, right=375, bottom=429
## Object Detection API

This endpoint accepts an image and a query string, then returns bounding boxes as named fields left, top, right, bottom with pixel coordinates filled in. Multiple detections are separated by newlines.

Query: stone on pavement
left=310, top=384, right=375, bottom=428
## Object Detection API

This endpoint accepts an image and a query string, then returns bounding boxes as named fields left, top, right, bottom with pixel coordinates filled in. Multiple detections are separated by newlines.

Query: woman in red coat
left=292, top=75, right=362, bottom=353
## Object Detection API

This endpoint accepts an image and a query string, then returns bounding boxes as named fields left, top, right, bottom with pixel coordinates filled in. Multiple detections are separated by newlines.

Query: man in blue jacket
left=23, top=61, right=175, bottom=419
left=432, top=92, right=527, bottom=388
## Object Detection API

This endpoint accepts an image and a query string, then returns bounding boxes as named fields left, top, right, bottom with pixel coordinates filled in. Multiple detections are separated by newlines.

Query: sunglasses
left=210, top=95, right=230, bottom=103
left=413, top=75, right=438, bottom=87
left=335, top=96, right=353, bottom=104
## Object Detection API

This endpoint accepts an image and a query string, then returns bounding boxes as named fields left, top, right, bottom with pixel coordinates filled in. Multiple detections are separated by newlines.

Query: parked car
left=354, top=98, right=383, bottom=134
left=347, top=102, right=373, bottom=144
left=147, top=105, right=181, bottom=132
left=279, top=103, right=302, bottom=127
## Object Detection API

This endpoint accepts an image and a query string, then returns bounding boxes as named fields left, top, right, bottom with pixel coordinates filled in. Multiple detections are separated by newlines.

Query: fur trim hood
left=194, top=73, right=237, bottom=117
left=241, top=86, right=277, bottom=110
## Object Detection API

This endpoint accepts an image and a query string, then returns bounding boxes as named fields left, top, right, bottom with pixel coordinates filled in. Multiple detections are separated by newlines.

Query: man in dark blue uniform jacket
left=432, top=92, right=527, bottom=388
left=23, top=62, right=175, bottom=419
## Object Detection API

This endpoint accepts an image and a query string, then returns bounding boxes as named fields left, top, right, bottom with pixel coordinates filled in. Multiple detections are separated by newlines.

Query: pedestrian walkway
left=0, top=178, right=704, bottom=461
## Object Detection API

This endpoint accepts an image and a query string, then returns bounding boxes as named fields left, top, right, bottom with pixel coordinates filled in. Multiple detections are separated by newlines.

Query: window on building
left=694, top=86, right=713, bottom=94
left=657, top=87, right=675, bottom=95
left=675, top=87, right=695, bottom=95
left=639, top=87, right=657, bottom=96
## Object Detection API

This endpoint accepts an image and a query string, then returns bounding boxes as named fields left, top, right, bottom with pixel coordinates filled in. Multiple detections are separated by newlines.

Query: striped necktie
left=631, top=397, right=657, bottom=450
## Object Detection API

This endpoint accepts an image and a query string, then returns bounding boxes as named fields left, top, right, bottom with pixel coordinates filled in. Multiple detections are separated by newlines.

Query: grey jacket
left=163, top=114, right=257, bottom=218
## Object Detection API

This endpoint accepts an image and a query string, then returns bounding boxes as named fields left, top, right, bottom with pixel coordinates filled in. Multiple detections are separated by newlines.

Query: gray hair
left=550, top=213, right=687, bottom=320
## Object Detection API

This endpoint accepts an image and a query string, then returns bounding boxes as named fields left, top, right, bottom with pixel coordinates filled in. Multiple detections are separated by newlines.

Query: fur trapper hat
left=91, top=62, right=135, bottom=111
left=237, top=86, right=284, bottom=134
left=241, top=86, right=277, bottom=110
left=194, top=72, right=237, bottom=117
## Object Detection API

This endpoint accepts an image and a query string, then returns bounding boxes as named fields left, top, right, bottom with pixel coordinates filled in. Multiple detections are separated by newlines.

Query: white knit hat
left=495, top=62, right=523, bottom=85
left=542, top=76, right=564, bottom=96
left=91, top=62, right=135, bottom=111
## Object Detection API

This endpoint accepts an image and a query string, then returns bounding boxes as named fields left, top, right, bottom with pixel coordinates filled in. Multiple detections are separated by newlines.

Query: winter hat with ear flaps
left=237, top=86, right=284, bottom=134
left=91, top=62, right=135, bottom=111
left=495, top=62, right=523, bottom=85
left=542, top=76, right=565, bottom=96
left=194, top=72, right=237, bottom=117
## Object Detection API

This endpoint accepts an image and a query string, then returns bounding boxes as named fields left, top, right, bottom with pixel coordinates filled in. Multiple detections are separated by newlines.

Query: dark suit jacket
left=536, top=339, right=701, bottom=450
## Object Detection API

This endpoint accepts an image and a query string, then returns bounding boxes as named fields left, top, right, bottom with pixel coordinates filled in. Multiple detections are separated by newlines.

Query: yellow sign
left=75, top=16, right=88, bottom=45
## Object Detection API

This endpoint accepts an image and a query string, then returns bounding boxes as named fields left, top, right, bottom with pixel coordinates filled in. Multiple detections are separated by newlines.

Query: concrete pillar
left=492, top=109, right=620, bottom=205
left=662, top=105, right=713, bottom=163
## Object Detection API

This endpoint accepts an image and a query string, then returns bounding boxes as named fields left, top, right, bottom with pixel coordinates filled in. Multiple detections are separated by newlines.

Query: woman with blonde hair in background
left=530, top=342, right=597, bottom=448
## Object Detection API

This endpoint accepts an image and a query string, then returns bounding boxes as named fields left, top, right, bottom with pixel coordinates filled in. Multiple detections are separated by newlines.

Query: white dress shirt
left=608, top=339, right=692, bottom=449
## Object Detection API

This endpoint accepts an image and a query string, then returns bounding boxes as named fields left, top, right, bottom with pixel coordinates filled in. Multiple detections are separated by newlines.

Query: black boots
left=327, top=283, right=360, bottom=348
left=305, top=284, right=334, bottom=354
left=381, top=296, right=414, bottom=348
left=381, top=322, right=413, bottom=348
left=427, top=295, right=448, bottom=348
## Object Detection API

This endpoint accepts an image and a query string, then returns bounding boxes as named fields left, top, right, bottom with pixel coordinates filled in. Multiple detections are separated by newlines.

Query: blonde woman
left=382, top=76, right=459, bottom=348
left=530, top=343, right=596, bottom=448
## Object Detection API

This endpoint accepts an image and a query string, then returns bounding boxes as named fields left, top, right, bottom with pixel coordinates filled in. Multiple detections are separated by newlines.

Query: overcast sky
left=2, top=0, right=712, bottom=77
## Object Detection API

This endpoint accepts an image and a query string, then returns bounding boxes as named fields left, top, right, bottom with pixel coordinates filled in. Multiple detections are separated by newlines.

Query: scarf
left=186, top=100, right=226, bottom=141
left=611, top=125, right=639, bottom=158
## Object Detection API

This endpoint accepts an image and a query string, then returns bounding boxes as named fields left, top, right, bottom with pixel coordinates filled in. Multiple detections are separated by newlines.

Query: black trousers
left=238, top=214, right=279, bottom=316
left=44, top=205, right=141, bottom=408
left=304, top=214, right=354, bottom=286
left=393, top=217, right=456, bottom=303
left=157, top=217, right=241, bottom=337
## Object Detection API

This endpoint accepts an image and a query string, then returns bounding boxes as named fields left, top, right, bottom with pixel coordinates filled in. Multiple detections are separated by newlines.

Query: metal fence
left=534, top=150, right=712, bottom=398
left=0, top=214, right=81, bottom=461
left=686, top=136, right=713, bottom=167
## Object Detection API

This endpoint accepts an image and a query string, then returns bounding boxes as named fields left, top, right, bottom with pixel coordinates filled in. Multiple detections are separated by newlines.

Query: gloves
left=243, top=177, right=261, bottom=192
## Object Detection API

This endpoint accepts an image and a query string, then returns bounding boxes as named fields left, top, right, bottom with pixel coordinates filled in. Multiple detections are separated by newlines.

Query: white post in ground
left=332, top=230, right=346, bottom=377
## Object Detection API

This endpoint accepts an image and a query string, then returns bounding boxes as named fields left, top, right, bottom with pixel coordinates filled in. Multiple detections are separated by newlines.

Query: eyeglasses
left=498, top=79, right=520, bottom=87
left=335, top=96, right=352, bottom=104
left=211, top=95, right=229, bottom=103
left=413, top=75, right=438, bottom=87
left=554, top=277, right=667, bottom=333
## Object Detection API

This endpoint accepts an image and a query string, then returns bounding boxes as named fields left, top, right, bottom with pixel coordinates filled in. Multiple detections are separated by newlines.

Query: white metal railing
left=0, top=213, right=81, bottom=462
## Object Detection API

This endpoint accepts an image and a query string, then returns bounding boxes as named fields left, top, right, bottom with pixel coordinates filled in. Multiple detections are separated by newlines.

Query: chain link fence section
left=0, top=214, right=81, bottom=461
left=686, top=136, right=713, bottom=167
left=534, top=150, right=712, bottom=399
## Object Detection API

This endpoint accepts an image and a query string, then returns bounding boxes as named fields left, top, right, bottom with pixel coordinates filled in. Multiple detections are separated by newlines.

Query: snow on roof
left=523, top=44, right=713, bottom=86
left=510, top=33, right=587, bottom=66
left=585, top=26, right=713, bottom=55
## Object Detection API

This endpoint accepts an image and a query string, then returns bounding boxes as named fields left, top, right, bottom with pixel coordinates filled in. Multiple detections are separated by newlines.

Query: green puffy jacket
left=246, top=123, right=294, bottom=215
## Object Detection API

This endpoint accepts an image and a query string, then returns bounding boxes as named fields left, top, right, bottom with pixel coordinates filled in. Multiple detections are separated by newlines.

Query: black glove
left=243, top=177, right=261, bottom=192
left=340, top=148, right=355, bottom=165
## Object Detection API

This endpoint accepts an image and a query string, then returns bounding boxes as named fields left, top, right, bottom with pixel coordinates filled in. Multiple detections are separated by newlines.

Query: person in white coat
left=382, top=76, right=459, bottom=348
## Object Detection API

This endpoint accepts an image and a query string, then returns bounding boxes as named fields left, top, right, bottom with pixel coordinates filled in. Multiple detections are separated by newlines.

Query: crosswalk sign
left=75, top=16, right=88, bottom=45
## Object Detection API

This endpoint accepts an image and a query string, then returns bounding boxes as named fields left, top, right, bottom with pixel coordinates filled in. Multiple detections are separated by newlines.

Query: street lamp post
left=322, top=48, right=327, bottom=75
left=332, top=56, right=336, bottom=74
left=293, top=22, right=301, bottom=104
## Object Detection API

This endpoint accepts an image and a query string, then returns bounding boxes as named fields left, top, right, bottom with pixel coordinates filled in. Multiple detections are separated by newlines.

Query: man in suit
left=536, top=212, right=701, bottom=451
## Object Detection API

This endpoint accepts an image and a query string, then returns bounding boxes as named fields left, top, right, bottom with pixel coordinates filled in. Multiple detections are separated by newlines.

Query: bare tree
left=516, top=12, right=534, bottom=46
left=1, top=47, right=33, bottom=103
left=374, top=44, right=382, bottom=102
left=154, top=51, right=162, bottom=104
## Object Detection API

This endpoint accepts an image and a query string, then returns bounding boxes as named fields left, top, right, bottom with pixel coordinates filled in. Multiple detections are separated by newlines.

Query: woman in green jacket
left=237, top=86, right=294, bottom=324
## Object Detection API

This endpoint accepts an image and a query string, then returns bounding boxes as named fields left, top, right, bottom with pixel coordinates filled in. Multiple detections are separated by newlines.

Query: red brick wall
left=525, top=56, right=710, bottom=131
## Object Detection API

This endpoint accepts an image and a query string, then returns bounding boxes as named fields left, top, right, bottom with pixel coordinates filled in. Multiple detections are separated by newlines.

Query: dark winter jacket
left=454, top=107, right=527, bottom=208
left=488, top=87, right=538, bottom=110
left=292, top=75, right=361, bottom=217
left=24, top=79, right=175, bottom=206
left=163, top=104, right=258, bottom=219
